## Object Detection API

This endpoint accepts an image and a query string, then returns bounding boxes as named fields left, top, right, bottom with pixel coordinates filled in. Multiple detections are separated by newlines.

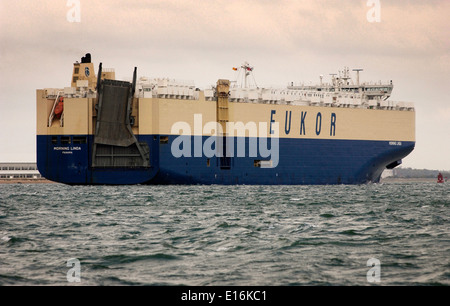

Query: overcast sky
left=0, top=0, right=449, bottom=170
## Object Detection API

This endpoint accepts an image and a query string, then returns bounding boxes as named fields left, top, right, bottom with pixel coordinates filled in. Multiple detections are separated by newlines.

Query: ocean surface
left=0, top=181, right=448, bottom=286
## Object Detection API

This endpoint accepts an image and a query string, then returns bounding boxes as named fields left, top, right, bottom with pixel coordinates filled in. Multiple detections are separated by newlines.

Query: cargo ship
left=36, top=54, right=415, bottom=185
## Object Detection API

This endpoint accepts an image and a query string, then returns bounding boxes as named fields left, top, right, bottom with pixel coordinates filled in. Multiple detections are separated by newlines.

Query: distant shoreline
left=0, top=179, right=57, bottom=184
left=381, top=177, right=437, bottom=183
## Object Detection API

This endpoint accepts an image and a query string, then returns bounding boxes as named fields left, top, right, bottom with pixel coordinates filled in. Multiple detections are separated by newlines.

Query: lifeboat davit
left=54, top=97, right=64, bottom=118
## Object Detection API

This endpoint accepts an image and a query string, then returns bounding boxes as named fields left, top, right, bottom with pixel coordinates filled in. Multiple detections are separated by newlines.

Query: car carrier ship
left=36, top=54, right=415, bottom=185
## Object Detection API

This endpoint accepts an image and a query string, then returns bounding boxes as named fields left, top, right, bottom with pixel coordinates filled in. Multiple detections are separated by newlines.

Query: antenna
left=233, top=62, right=257, bottom=88
left=341, top=67, right=350, bottom=82
left=329, top=73, right=337, bottom=86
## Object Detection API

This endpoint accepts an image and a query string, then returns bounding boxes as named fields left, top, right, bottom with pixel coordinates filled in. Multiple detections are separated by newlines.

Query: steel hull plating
left=37, top=134, right=414, bottom=185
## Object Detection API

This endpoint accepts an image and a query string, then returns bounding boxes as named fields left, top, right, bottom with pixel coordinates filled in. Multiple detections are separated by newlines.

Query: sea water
left=0, top=181, right=448, bottom=286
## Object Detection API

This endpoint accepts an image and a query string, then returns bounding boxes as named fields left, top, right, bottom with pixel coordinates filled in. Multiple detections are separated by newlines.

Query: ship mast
left=339, top=67, right=351, bottom=85
left=232, top=62, right=257, bottom=88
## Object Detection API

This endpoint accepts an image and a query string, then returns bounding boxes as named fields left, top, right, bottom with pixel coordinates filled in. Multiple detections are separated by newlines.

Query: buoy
left=437, top=172, right=444, bottom=183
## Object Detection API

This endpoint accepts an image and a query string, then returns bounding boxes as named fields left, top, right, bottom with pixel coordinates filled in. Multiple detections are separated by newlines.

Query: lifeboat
left=54, top=97, right=64, bottom=118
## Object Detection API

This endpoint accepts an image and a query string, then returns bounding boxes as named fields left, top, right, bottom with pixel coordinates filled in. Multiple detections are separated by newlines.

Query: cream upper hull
left=37, top=91, right=415, bottom=142
left=139, top=98, right=415, bottom=141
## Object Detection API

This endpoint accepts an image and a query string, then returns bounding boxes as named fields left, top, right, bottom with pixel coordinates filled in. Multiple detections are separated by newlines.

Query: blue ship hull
left=37, top=134, right=415, bottom=185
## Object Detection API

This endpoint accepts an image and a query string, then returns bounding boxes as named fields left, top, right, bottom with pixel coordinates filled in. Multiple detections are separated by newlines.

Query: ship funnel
left=81, top=53, right=91, bottom=63
left=71, top=53, right=96, bottom=88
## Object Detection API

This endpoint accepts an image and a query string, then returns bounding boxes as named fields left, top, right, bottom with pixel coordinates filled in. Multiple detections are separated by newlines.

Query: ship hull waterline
left=37, top=134, right=414, bottom=185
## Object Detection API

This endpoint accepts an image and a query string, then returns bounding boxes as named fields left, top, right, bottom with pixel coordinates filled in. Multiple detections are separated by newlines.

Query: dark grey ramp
left=92, top=65, right=150, bottom=168
left=94, top=79, right=135, bottom=147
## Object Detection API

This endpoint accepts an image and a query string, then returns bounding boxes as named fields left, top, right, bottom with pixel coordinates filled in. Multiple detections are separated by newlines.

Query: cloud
left=435, top=106, right=450, bottom=121
left=3, top=1, right=447, bottom=58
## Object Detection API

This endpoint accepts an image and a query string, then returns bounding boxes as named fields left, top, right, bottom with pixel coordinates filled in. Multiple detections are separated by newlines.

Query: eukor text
left=270, top=110, right=337, bottom=136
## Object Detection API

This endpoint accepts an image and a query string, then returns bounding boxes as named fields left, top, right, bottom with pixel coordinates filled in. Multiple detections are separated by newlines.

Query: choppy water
left=0, top=181, right=448, bottom=286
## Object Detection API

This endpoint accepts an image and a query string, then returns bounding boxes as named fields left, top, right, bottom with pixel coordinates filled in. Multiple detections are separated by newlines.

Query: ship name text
left=270, top=110, right=337, bottom=137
